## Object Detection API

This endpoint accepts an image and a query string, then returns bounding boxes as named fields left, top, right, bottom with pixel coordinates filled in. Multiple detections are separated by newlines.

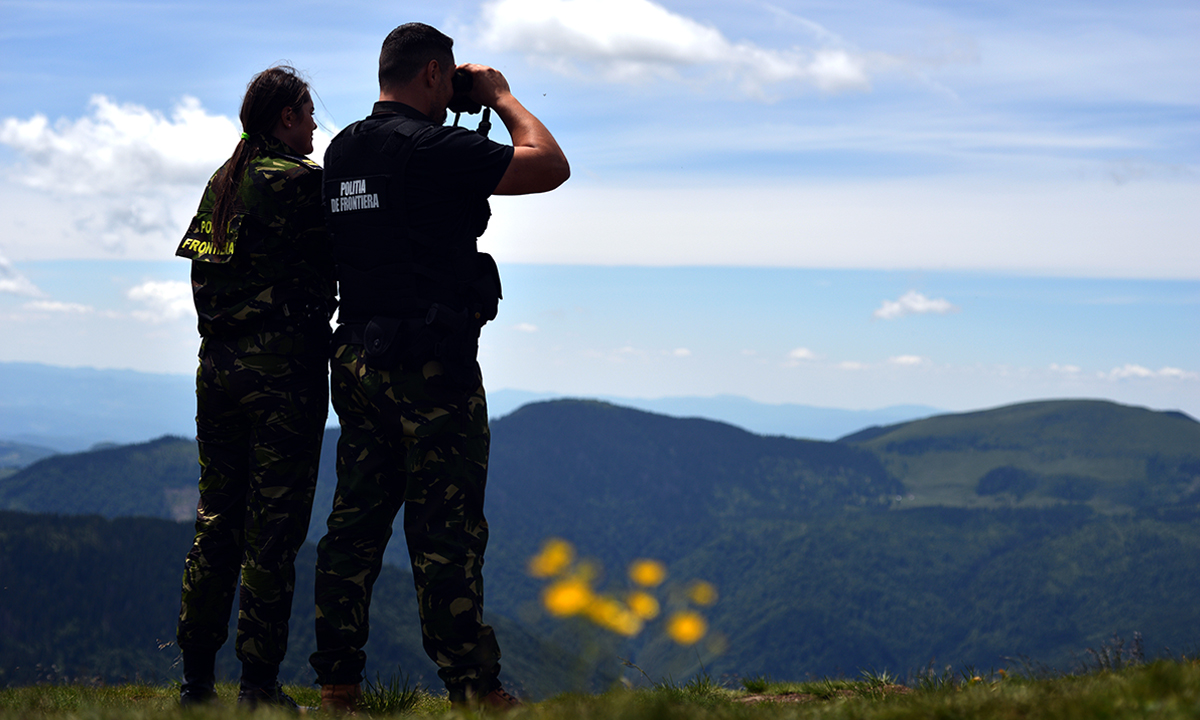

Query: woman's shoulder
left=242, top=148, right=322, bottom=202
left=250, top=148, right=321, bottom=181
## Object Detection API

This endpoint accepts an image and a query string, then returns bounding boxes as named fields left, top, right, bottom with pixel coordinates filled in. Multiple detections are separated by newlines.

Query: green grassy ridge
left=845, top=399, right=1200, bottom=510
left=2, top=659, right=1199, bottom=719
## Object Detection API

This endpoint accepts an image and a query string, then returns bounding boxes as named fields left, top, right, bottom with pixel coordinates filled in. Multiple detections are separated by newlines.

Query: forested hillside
left=0, top=511, right=574, bottom=698
left=2, top=398, right=1198, bottom=689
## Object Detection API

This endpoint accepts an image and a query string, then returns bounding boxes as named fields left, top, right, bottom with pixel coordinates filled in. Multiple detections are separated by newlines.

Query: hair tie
left=240, top=132, right=250, bottom=140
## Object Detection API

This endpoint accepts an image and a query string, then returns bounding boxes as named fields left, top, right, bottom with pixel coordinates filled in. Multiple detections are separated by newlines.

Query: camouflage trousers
left=177, top=336, right=329, bottom=678
left=310, top=343, right=501, bottom=693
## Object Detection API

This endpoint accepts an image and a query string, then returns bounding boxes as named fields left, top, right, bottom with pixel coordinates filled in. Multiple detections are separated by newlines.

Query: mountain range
left=1, top=397, right=1198, bottom=694
left=0, top=361, right=938, bottom=454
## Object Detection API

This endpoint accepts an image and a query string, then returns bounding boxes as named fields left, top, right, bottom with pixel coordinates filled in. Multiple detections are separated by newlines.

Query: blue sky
left=1, top=0, right=1197, bottom=417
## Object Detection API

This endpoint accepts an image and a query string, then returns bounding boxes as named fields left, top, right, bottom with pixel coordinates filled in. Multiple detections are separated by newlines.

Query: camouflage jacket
left=177, top=136, right=335, bottom=354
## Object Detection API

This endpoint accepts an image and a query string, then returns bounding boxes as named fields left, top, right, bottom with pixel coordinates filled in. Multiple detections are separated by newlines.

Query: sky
left=0, top=0, right=1197, bottom=418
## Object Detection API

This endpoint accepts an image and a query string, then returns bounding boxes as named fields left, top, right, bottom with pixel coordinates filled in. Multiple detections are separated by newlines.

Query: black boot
left=237, top=682, right=300, bottom=711
left=178, top=651, right=218, bottom=707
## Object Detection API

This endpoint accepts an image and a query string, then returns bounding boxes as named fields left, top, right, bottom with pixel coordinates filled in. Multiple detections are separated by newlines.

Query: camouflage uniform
left=175, top=136, right=335, bottom=685
left=310, top=346, right=500, bottom=692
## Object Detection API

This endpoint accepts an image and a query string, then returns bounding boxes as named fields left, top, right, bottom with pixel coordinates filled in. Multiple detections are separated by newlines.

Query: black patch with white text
left=326, top=175, right=387, bottom=215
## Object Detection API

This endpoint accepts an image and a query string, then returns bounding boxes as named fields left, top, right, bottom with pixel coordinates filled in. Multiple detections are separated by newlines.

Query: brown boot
left=479, top=686, right=521, bottom=711
left=320, top=683, right=362, bottom=714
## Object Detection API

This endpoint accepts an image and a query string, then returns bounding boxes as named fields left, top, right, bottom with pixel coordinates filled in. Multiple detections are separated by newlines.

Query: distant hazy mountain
left=0, top=362, right=196, bottom=452
left=0, top=440, right=56, bottom=470
left=0, top=361, right=937, bottom=453
left=488, top=389, right=940, bottom=441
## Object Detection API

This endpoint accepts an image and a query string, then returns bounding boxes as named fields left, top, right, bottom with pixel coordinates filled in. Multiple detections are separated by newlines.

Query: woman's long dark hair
left=209, top=65, right=312, bottom=252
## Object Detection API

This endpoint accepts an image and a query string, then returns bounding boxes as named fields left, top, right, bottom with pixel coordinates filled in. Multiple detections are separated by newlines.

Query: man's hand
left=458, top=63, right=569, bottom=196
left=460, top=63, right=512, bottom=109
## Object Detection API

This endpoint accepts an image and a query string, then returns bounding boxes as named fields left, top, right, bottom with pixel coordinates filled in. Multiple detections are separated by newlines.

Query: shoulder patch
left=175, top=212, right=237, bottom=263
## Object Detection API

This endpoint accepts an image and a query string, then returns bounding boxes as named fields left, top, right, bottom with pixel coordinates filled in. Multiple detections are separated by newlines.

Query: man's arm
left=462, top=64, right=570, bottom=196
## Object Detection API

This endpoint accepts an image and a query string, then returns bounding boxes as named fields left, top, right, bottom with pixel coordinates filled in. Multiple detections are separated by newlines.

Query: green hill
left=485, top=399, right=903, bottom=565
left=841, top=399, right=1200, bottom=510
left=0, top=436, right=200, bottom=521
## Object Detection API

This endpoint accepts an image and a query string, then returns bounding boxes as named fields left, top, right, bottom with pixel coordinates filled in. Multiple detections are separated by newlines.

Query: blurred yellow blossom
left=542, top=577, right=593, bottom=617
left=687, top=580, right=718, bottom=606
left=628, top=558, right=667, bottom=587
left=626, top=591, right=661, bottom=620
left=527, top=539, right=717, bottom=646
left=528, top=538, right=574, bottom=578
left=666, top=611, right=707, bottom=645
left=585, top=596, right=643, bottom=637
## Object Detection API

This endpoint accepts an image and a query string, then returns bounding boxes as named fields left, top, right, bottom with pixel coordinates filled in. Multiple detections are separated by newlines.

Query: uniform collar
left=370, top=101, right=431, bottom=122
left=260, top=135, right=295, bottom=156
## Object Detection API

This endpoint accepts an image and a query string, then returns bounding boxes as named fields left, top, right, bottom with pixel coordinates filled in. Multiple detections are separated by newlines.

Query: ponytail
left=209, top=66, right=311, bottom=253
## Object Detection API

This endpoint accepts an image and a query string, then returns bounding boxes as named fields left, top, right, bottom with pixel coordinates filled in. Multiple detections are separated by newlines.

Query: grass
left=1, top=657, right=1198, bottom=719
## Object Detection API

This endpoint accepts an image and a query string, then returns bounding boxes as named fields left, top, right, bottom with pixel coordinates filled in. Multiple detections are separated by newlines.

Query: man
left=310, top=22, right=569, bottom=713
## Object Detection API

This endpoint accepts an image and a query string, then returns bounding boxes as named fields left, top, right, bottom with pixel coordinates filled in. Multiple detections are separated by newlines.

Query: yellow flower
left=686, top=580, right=718, bottom=606
left=528, top=538, right=574, bottom=578
left=628, top=558, right=667, bottom=587
left=585, top=596, right=643, bottom=637
left=666, top=611, right=707, bottom=645
left=626, top=591, right=661, bottom=620
left=542, top=577, right=592, bottom=617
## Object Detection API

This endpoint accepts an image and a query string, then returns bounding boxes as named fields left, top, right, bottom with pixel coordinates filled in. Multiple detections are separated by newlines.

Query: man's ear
left=423, top=58, right=442, bottom=88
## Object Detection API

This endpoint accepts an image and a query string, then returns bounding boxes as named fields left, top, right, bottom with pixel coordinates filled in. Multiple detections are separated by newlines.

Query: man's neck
left=379, top=88, right=430, bottom=117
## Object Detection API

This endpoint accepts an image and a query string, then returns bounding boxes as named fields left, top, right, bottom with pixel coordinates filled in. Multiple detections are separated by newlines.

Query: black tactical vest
left=323, top=114, right=501, bottom=328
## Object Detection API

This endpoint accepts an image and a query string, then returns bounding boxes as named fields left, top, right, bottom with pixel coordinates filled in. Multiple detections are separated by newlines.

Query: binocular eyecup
left=448, top=68, right=482, bottom=115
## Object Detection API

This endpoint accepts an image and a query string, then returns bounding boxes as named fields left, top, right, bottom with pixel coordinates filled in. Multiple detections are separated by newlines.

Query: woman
left=174, top=65, right=335, bottom=709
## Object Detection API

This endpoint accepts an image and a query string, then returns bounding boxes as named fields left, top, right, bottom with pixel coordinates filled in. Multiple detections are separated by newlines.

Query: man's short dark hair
left=379, top=23, right=455, bottom=90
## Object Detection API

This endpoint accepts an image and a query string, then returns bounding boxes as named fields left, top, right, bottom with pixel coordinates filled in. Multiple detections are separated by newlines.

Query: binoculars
left=448, top=69, right=482, bottom=115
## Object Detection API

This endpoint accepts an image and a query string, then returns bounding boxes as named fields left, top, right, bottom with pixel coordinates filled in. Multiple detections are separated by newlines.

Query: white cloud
left=839, top=361, right=868, bottom=371
left=0, top=252, right=44, bottom=297
left=0, top=95, right=235, bottom=196
left=513, top=322, right=539, bottom=332
left=783, top=346, right=817, bottom=367
left=889, top=354, right=927, bottom=365
left=1049, top=363, right=1081, bottom=374
left=127, top=280, right=194, bottom=323
left=873, top=290, right=958, bottom=320
left=23, top=300, right=94, bottom=314
left=0, top=96, right=332, bottom=260
left=671, top=347, right=691, bottom=357
left=478, top=0, right=879, bottom=95
left=1103, top=364, right=1197, bottom=381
